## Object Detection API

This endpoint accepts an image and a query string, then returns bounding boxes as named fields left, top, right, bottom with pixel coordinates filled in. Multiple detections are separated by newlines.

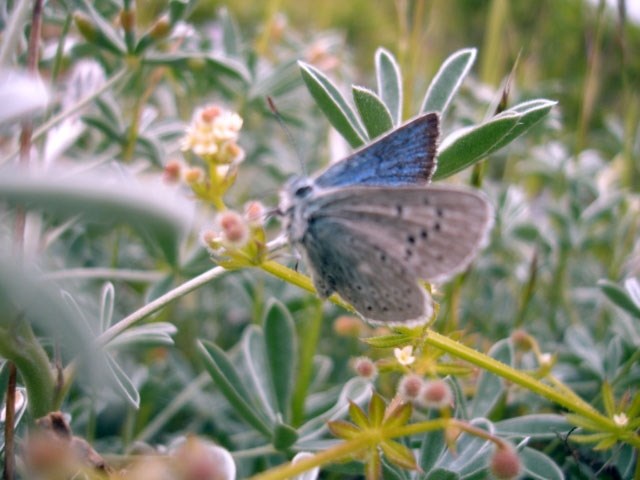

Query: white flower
left=613, top=413, right=628, bottom=427
left=394, top=346, right=416, bottom=366
left=181, top=105, right=243, bottom=160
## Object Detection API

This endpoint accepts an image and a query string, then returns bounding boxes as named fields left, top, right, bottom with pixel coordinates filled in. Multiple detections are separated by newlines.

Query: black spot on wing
left=300, top=216, right=429, bottom=322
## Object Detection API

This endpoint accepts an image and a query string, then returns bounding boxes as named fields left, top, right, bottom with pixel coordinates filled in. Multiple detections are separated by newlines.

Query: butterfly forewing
left=310, top=185, right=493, bottom=283
left=301, top=217, right=433, bottom=323
left=314, top=113, right=439, bottom=188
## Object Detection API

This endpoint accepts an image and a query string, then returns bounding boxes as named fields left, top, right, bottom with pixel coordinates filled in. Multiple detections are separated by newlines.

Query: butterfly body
left=279, top=113, right=493, bottom=324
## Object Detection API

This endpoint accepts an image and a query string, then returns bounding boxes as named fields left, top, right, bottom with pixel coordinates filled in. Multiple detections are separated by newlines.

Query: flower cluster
left=202, top=202, right=267, bottom=267
left=178, top=104, right=246, bottom=210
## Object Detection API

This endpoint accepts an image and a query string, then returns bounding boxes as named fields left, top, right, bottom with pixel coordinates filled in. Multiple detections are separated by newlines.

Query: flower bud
left=419, top=379, right=454, bottom=409
left=490, top=444, right=522, bottom=480
left=163, top=160, right=182, bottom=183
left=353, top=357, right=377, bottom=380
left=397, top=374, right=424, bottom=402
left=173, top=437, right=236, bottom=480
left=217, top=210, right=249, bottom=247
left=244, top=201, right=265, bottom=226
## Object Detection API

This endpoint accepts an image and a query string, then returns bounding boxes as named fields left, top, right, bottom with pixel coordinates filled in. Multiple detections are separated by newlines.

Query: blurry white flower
left=613, top=413, right=628, bottom=427
left=394, top=346, right=415, bottom=366
left=181, top=105, right=243, bottom=161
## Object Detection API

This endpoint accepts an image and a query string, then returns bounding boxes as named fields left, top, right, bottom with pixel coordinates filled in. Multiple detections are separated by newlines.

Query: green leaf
left=383, top=402, right=412, bottom=429
left=272, top=421, right=299, bottom=451
left=79, top=0, right=126, bottom=54
left=219, top=7, right=241, bottom=58
left=495, top=414, right=573, bottom=440
left=470, top=338, right=512, bottom=418
left=298, top=378, right=371, bottom=439
left=363, top=333, right=413, bottom=349
left=419, top=427, right=446, bottom=473
left=598, top=279, right=640, bottom=317
left=436, top=421, right=494, bottom=474
left=99, top=282, right=115, bottom=332
left=105, top=353, right=140, bottom=409
left=434, top=113, right=521, bottom=180
left=169, top=0, right=189, bottom=24
left=242, top=326, right=277, bottom=421
left=143, top=53, right=251, bottom=84
left=298, top=61, right=367, bottom=147
left=82, top=115, right=124, bottom=144
left=249, top=58, right=302, bottom=99
left=425, top=469, right=459, bottom=480
left=486, top=99, right=557, bottom=154
left=352, top=86, right=394, bottom=139
left=197, top=340, right=271, bottom=436
left=328, top=419, right=361, bottom=439
left=106, top=323, right=177, bottom=350
left=349, top=400, right=370, bottom=429
left=520, top=446, right=564, bottom=480
left=368, top=392, right=386, bottom=426
left=380, top=440, right=417, bottom=470
left=421, top=48, right=476, bottom=115
left=564, top=325, right=604, bottom=379
left=0, top=257, right=106, bottom=416
left=0, top=169, right=188, bottom=266
left=263, top=299, right=297, bottom=419
left=375, top=48, right=402, bottom=124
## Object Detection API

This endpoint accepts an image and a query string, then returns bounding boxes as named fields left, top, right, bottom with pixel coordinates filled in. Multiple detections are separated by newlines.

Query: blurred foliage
left=0, top=0, right=639, bottom=479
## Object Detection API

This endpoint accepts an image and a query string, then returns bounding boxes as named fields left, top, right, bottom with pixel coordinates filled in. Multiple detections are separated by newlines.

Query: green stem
left=98, top=265, right=228, bottom=345
left=423, top=330, right=620, bottom=433
left=0, top=321, right=55, bottom=417
left=259, top=260, right=353, bottom=312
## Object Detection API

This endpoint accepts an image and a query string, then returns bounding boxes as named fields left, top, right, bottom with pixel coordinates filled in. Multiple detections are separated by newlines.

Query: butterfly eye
left=294, top=184, right=313, bottom=198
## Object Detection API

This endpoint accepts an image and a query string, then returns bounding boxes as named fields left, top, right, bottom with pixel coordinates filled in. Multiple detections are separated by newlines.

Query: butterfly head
left=278, top=175, right=317, bottom=242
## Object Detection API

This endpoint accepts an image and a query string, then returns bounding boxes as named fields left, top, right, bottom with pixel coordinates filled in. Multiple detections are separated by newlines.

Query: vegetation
left=0, top=0, right=639, bottom=478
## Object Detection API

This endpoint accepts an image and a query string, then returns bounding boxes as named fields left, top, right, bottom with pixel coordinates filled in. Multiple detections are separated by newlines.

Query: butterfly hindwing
left=300, top=216, right=433, bottom=323
left=314, top=113, right=439, bottom=188
left=310, top=185, right=493, bottom=283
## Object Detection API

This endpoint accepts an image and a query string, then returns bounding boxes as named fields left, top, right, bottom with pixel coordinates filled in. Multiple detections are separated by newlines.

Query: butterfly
left=278, top=112, right=493, bottom=325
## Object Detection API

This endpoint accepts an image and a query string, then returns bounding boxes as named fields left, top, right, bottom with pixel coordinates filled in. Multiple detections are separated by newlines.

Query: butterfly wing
left=308, top=184, right=493, bottom=283
left=300, top=217, right=433, bottom=324
left=314, top=113, right=439, bottom=188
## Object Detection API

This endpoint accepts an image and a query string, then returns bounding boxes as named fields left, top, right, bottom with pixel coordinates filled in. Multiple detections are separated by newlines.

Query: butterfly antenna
left=266, top=96, right=307, bottom=176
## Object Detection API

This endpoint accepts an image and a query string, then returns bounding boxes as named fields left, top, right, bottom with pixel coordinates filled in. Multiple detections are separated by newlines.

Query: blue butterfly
left=279, top=113, right=493, bottom=324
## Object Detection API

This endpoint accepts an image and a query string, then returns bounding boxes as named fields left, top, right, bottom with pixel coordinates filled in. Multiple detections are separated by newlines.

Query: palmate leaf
left=263, top=299, right=297, bottom=419
left=435, top=113, right=522, bottom=180
left=0, top=169, right=189, bottom=266
left=421, top=48, right=476, bottom=115
left=197, top=340, right=272, bottom=437
left=469, top=338, right=512, bottom=418
left=352, top=86, right=394, bottom=139
left=298, top=61, right=367, bottom=147
left=375, top=47, right=403, bottom=125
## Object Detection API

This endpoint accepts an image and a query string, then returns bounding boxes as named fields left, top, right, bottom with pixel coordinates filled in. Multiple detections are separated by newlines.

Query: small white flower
left=538, top=353, right=553, bottom=368
left=613, top=413, right=628, bottom=427
left=181, top=105, right=243, bottom=161
left=394, top=346, right=415, bottom=366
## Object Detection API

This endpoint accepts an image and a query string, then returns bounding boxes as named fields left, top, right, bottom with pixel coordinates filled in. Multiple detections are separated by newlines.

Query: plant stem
left=98, top=265, right=228, bottom=345
left=423, top=329, right=623, bottom=434
left=2, top=363, right=17, bottom=480
left=259, top=260, right=353, bottom=312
